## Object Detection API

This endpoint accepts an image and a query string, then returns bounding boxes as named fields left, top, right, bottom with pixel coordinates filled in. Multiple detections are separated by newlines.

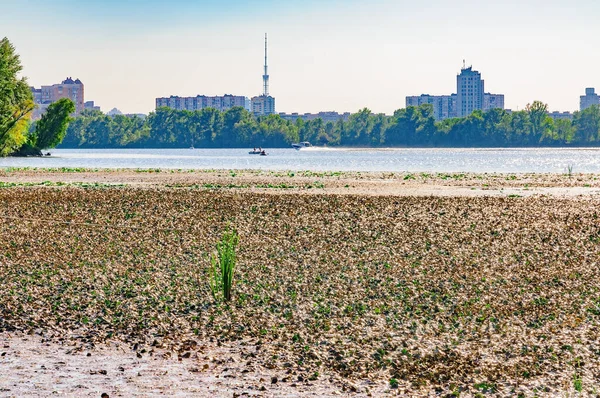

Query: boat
left=249, top=147, right=264, bottom=155
left=292, top=141, right=311, bottom=150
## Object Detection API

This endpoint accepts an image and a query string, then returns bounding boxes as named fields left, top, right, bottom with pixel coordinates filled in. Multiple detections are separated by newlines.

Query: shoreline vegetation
left=60, top=102, right=600, bottom=150
left=1, top=169, right=600, bottom=395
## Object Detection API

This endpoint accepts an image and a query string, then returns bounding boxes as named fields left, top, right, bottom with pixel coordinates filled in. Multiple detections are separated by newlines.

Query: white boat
left=292, top=141, right=311, bottom=150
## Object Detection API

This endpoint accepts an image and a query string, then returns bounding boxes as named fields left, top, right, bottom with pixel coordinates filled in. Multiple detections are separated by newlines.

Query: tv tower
left=263, top=33, right=269, bottom=97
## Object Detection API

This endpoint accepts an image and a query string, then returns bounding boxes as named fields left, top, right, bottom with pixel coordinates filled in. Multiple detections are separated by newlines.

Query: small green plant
left=567, top=164, right=574, bottom=178
left=209, top=227, right=239, bottom=303
left=573, top=373, right=583, bottom=392
left=389, top=378, right=399, bottom=389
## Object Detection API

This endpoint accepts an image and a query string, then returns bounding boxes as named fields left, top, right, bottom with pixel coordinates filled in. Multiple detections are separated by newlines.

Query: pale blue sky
left=2, top=0, right=599, bottom=114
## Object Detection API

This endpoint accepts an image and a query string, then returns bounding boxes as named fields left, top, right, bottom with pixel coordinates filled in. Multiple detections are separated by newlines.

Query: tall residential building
left=406, top=94, right=457, bottom=121
left=456, top=66, right=484, bottom=117
left=251, top=33, right=276, bottom=116
left=483, top=93, right=505, bottom=111
left=30, top=77, right=85, bottom=118
left=251, top=95, right=276, bottom=116
left=155, top=95, right=251, bottom=112
left=580, top=88, right=600, bottom=111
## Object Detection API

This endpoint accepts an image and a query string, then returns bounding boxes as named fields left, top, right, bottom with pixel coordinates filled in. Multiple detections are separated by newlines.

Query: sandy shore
left=1, top=168, right=599, bottom=396
left=0, top=333, right=359, bottom=397
left=1, top=167, right=600, bottom=197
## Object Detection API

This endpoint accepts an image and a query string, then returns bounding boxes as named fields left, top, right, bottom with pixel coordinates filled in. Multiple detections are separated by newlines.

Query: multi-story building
left=456, top=66, right=484, bottom=117
left=407, top=65, right=504, bottom=120
left=251, top=95, right=276, bottom=116
left=548, top=111, right=574, bottom=121
left=483, top=93, right=505, bottom=111
left=405, top=94, right=457, bottom=121
left=278, top=111, right=351, bottom=123
left=155, top=95, right=251, bottom=112
left=30, top=77, right=85, bottom=119
left=84, top=101, right=101, bottom=112
left=580, top=88, right=600, bottom=111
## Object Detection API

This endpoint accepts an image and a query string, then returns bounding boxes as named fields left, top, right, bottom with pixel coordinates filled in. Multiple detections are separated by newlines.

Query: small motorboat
left=249, top=148, right=264, bottom=155
left=292, top=141, right=311, bottom=150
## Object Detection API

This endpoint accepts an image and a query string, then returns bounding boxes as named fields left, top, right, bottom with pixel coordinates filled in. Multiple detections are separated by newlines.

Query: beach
left=1, top=169, right=599, bottom=396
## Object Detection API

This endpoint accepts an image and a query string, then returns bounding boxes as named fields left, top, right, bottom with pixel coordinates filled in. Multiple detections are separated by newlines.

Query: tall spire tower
left=263, top=33, right=269, bottom=97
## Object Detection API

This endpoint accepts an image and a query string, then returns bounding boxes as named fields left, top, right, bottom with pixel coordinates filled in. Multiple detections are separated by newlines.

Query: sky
left=2, top=0, right=599, bottom=115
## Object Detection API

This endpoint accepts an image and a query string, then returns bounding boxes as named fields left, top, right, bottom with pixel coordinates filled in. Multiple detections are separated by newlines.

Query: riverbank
left=1, top=170, right=599, bottom=396
left=1, top=167, right=600, bottom=197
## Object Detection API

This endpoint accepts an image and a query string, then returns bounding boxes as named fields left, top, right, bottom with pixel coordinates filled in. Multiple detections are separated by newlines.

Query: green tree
left=0, top=37, right=35, bottom=156
left=573, top=105, right=600, bottom=144
left=526, top=101, right=553, bottom=143
left=30, top=98, right=75, bottom=150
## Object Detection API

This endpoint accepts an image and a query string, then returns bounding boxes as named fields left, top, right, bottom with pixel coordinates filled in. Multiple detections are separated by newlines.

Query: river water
left=0, top=147, right=598, bottom=173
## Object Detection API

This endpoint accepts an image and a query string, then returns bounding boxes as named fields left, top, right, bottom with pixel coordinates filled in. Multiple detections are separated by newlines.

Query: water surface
left=0, top=148, right=597, bottom=173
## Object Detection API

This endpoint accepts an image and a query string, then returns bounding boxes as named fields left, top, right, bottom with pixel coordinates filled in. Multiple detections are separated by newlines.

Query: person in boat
left=253, top=147, right=256, bottom=152
left=261, top=150, right=266, bottom=155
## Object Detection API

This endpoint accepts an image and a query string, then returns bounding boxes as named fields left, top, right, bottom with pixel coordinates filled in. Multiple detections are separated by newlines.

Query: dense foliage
left=0, top=37, right=35, bottom=156
left=62, top=102, right=600, bottom=148
left=32, top=98, right=75, bottom=150
left=16, top=98, right=76, bottom=156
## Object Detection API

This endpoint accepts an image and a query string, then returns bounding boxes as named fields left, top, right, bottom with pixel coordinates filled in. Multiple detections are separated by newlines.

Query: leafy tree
left=0, top=37, right=35, bottom=156
left=550, top=118, right=575, bottom=145
left=573, top=105, right=600, bottom=144
left=526, top=101, right=553, bottom=143
left=30, top=98, right=75, bottom=150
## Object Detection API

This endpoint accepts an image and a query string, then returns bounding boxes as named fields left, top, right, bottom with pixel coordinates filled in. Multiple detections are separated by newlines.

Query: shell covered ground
left=1, top=170, right=600, bottom=396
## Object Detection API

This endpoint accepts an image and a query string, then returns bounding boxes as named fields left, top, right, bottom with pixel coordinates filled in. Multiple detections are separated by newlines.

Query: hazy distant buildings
left=483, top=93, right=505, bottom=112
left=155, top=95, right=251, bottom=112
left=580, top=88, right=600, bottom=111
left=84, top=101, right=101, bottom=112
left=406, top=65, right=505, bottom=120
left=405, top=94, right=457, bottom=120
left=30, top=77, right=86, bottom=119
left=279, top=111, right=351, bottom=123
left=548, top=111, right=574, bottom=121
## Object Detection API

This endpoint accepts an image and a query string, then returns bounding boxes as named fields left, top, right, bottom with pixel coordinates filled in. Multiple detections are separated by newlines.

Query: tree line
left=0, top=37, right=74, bottom=157
left=61, top=102, right=600, bottom=149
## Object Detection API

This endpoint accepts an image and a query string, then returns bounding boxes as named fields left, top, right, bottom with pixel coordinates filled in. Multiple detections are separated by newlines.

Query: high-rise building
left=251, top=33, right=276, bottom=116
left=580, top=88, right=600, bottom=111
left=30, top=77, right=85, bottom=119
left=456, top=66, right=484, bottom=117
left=155, top=95, right=251, bottom=112
left=251, top=95, right=275, bottom=116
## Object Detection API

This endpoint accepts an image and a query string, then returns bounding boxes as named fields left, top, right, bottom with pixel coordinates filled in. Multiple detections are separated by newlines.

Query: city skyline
left=4, top=0, right=600, bottom=115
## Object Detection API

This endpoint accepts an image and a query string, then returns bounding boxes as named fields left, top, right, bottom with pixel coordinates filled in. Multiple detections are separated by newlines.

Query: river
left=0, top=147, right=598, bottom=173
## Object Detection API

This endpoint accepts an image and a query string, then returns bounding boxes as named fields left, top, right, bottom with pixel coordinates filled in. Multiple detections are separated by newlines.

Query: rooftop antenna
left=263, top=33, right=269, bottom=97
left=462, top=59, right=466, bottom=70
